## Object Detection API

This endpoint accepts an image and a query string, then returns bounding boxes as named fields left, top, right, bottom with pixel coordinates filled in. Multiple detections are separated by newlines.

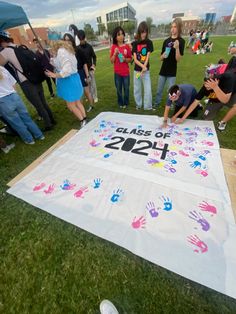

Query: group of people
left=187, top=29, right=212, bottom=54
left=110, top=18, right=236, bottom=131
left=0, top=25, right=98, bottom=153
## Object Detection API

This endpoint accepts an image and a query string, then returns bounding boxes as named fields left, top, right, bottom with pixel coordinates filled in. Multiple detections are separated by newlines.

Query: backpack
left=9, top=45, right=46, bottom=84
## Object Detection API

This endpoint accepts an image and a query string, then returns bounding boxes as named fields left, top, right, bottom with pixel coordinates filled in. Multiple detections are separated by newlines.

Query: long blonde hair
left=0, top=66, right=3, bottom=80
left=50, top=40, right=75, bottom=55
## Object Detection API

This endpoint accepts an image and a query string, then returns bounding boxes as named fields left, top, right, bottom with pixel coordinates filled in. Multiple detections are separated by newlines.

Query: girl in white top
left=45, top=41, right=87, bottom=127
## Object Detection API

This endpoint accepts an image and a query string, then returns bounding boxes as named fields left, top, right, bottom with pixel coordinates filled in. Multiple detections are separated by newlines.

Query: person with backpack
left=0, top=31, right=55, bottom=131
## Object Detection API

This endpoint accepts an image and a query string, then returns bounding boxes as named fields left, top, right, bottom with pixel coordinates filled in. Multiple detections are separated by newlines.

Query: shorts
left=78, top=69, right=88, bottom=87
left=203, top=93, right=236, bottom=120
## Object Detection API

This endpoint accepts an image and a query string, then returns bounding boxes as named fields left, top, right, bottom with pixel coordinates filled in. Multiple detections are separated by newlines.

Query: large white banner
left=8, top=112, right=236, bottom=299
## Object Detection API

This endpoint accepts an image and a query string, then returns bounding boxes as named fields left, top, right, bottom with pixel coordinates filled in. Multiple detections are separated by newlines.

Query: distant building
left=181, top=16, right=201, bottom=35
left=96, top=2, right=136, bottom=34
left=205, top=13, right=216, bottom=24
left=26, top=27, right=49, bottom=46
left=172, top=13, right=184, bottom=19
left=221, top=15, right=232, bottom=23
left=7, top=26, right=29, bottom=46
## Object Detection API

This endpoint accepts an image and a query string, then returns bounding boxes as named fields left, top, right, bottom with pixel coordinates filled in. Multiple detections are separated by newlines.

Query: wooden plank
left=7, top=129, right=77, bottom=187
left=220, top=148, right=236, bottom=220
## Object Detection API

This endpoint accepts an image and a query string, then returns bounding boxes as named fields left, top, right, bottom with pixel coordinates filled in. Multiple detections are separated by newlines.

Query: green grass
left=1, top=36, right=236, bottom=314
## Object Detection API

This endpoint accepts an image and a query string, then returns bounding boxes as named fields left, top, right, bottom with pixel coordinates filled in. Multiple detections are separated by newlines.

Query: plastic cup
left=118, top=53, right=124, bottom=63
left=165, top=47, right=171, bottom=58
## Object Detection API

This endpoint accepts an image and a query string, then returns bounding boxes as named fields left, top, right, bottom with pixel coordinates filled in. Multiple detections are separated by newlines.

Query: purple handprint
left=188, top=210, right=210, bottom=231
left=89, top=139, right=100, bottom=147
left=44, top=184, right=55, bottom=194
left=146, top=201, right=159, bottom=218
left=187, top=235, right=208, bottom=253
left=33, top=183, right=46, bottom=191
left=198, top=201, right=217, bottom=215
left=74, top=186, right=88, bottom=198
left=131, top=216, right=146, bottom=229
left=60, top=179, right=76, bottom=191
left=189, top=160, right=201, bottom=168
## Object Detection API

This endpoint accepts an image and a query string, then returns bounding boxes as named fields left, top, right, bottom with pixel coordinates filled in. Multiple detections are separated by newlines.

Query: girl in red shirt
left=110, top=27, right=132, bottom=108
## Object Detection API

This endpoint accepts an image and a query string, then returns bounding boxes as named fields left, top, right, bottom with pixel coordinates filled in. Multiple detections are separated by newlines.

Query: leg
left=45, top=77, right=54, bottom=96
left=114, top=73, right=123, bottom=107
left=155, top=75, right=167, bottom=106
left=123, top=75, right=130, bottom=106
left=221, top=104, right=236, bottom=123
left=142, top=71, right=152, bottom=110
left=66, top=101, right=84, bottom=121
left=89, top=71, right=98, bottom=102
left=20, top=81, right=53, bottom=128
left=84, top=86, right=94, bottom=110
left=166, top=76, right=176, bottom=91
left=37, top=83, right=55, bottom=124
left=203, top=102, right=224, bottom=120
left=133, top=71, right=142, bottom=108
left=75, top=100, right=86, bottom=119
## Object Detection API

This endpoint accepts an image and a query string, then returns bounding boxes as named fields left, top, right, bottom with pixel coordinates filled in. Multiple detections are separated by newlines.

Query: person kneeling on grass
left=0, top=66, right=44, bottom=145
left=162, top=84, right=202, bottom=127
left=174, top=70, right=236, bottom=124
left=45, top=40, right=87, bottom=128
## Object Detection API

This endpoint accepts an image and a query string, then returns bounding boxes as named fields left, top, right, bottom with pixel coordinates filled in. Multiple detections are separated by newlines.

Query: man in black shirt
left=154, top=18, right=185, bottom=108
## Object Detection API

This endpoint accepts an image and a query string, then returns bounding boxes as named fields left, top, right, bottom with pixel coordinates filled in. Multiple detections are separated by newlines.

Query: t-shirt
left=79, top=42, right=97, bottom=69
left=196, top=72, right=236, bottom=102
left=110, top=44, right=132, bottom=76
left=167, top=84, right=197, bottom=107
left=75, top=47, right=87, bottom=71
left=132, top=39, right=153, bottom=72
left=159, top=37, right=185, bottom=77
left=0, top=66, right=16, bottom=98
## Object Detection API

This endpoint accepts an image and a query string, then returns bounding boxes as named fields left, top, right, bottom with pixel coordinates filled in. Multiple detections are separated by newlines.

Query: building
left=181, top=16, right=201, bottom=35
left=172, top=13, right=184, bottom=19
left=96, top=2, right=136, bottom=33
left=205, top=13, right=216, bottom=25
left=221, top=16, right=232, bottom=23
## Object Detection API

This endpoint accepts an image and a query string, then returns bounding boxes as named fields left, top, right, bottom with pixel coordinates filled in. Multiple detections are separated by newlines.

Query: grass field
left=1, top=36, right=236, bottom=314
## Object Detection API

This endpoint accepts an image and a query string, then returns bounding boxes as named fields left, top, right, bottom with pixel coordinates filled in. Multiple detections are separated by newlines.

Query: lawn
left=1, top=36, right=236, bottom=314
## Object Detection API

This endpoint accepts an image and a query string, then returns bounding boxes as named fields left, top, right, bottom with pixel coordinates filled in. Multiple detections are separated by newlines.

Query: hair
left=112, top=26, right=125, bottom=45
left=172, top=18, right=183, bottom=36
left=0, top=35, right=13, bottom=45
left=69, top=24, right=80, bottom=38
left=62, top=33, right=76, bottom=51
left=50, top=40, right=75, bottom=55
left=78, top=30, right=85, bottom=41
left=169, top=84, right=180, bottom=96
left=0, top=67, right=3, bottom=80
left=137, top=21, right=149, bottom=40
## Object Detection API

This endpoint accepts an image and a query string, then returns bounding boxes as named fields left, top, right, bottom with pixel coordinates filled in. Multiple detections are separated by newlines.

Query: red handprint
left=198, top=201, right=217, bottom=215
left=44, top=184, right=55, bottom=194
left=187, top=235, right=208, bottom=253
left=74, top=186, right=88, bottom=198
left=131, top=216, right=146, bottom=229
left=33, top=183, right=46, bottom=191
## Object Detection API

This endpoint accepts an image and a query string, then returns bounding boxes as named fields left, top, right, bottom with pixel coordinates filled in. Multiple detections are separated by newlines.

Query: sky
left=5, top=0, right=236, bottom=31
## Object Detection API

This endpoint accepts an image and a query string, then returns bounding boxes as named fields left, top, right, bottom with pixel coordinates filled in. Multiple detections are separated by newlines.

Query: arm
left=83, top=63, right=89, bottom=78
left=110, top=46, right=118, bottom=64
left=0, top=53, right=7, bottom=66
left=204, top=79, right=231, bottom=104
left=162, top=105, right=171, bottom=127
left=173, top=40, right=181, bottom=62
left=133, top=53, right=147, bottom=71
left=171, top=106, right=187, bottom=122
left=175, top=99, right=200, bottom=124
left=91, top=47, right=97, bottom=67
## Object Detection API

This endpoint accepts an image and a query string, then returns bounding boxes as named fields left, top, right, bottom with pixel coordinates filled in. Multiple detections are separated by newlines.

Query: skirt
left=57, top=73, right=83, bottom=102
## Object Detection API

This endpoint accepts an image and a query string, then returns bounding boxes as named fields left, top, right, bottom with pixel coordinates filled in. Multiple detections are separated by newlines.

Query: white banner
left=8, top=112, right=236, bottom=299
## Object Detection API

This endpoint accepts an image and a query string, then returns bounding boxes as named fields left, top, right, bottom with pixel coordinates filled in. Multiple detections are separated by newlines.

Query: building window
left=124, top=7, right=128, bottom=19
left=114, top=10, right=118, bottom=20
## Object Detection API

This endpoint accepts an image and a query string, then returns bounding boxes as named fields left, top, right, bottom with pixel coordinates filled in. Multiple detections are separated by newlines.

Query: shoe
left=87, top=105, right=94, bottom=113
left=51, top=119, right=57, bottom=125
left=1, top=143, right=15, bottom=154
left=80, top=119, right=87, bottom=128
left=152, top=107, right=156, bottom=111
left=144, top=108, right=152, bottom=111
left=50, top=93, right=55, bottom=98
left=99, top=300, right=119, bottom=314
left=25, top=140, right=35, bottom=145
left=38, top=135, right=45, bottom=140
left=37, top=116, right=43, bottom=121
left=43, top=126, right=53, bottom=132
left=218, top=121, right=227, bottom=131
left=0, top=127, right=7, bottom=134
left=136, top=106, right=141, bottom=110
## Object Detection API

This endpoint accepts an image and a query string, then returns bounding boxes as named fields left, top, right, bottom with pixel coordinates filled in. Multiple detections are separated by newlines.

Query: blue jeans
left=134, top=71, right=152, bottom=109
left=0, top=93, right=43, bottom=143
left=155, top=75, right=176, bottom=106
left=114, top=73, right=130, bottom=107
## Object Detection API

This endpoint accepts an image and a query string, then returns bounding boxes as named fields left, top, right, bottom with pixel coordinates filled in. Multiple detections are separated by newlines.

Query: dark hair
left=63, top=33, right=76, bottom=51
left=112, top=26, right=125, bottom=45
left=0, top=35, right=13, bottom=44
left=169, top=84, right=180, bottom=95
left=137, top=21, right=149, bottom=40
left=172, top=18, right=183, bottom=36
left=78, top=30, right=85, bottom=40
left=69, top=24, right=80, bottom=37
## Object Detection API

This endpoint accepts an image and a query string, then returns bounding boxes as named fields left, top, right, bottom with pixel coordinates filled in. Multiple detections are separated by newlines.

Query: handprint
left=146, top=201, right=159, bottom=218
left=189, top=160, right=201, bottom=168
left=60, top=179, right=76, bottom=191
left=102, top=134, right=113, bottom=141
left=198, top=201, right=217, bottom=215
left=160, top=196, right=173, bottom=211
left=201, top=140, right=214, bottom=147
left=193, top=153, right=206, bottom=161
left=74, top=186, right=88, bottom=198
left=44, top=184, right=55, bottom=194
left=188, top=210, right=210, bottom=231
left=89, top=139, right=100, bottom=147
left=164, top=164, right=176, bottom=173
left=104, top=152, right=113, bottom=158
left=194, top=126, right=201, bottom=132
left=93, top=178, right=103, bottom=189
left=110, top=188, right=124, bottom=203
left=33, top=183, right=46, bottom=191
left=187, top=235, right=208, bottom=253
left=195, top=170, right=208, bottom=177
left=131, top=216, right=146, bottom=229
left=179, top=150, right=189, bottom=157
left=172, top=139, right=183, bottom=145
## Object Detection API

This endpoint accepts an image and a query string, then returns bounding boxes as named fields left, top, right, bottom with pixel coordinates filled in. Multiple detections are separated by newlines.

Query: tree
left=123, top=21, right=136, bottom=35
left=146, top=17, right=153, bottom=33
left=83, top=23, right=96, bottom=40
left=98, top=23, right=106, bottom=36
left=107, top=22, right=120, bottom=36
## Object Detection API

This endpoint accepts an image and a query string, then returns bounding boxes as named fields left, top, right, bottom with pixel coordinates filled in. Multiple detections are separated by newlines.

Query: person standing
left=154, top=18, right=185, bottom=108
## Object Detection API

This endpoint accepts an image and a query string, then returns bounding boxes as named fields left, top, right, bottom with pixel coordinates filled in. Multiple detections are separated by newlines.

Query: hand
left=204, top=78, right=219, bottom=90
left=163, top=52, right=168, bottom=59
left=114, top=48, right=119, bottom=55
left=161, top=122, right=168, bottom=128
left=142, top=65, right=147, bottom=72
left=171, top=116, right=177, bottom=123
left=175, top=118, right=185, bottom=124
left=173, top=40, right=179, bottom=49
left=45, top=69, right=56, bottom=78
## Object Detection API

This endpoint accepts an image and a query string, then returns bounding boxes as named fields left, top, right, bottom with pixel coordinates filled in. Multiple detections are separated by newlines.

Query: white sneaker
left=218, top=121, right=227, bottom=131
left=99, top=300, right=119, bottom=314
left=87, top=105, right=94, bottom=113
left=25, top=140, right=35, bottom=145
left=1, top=143, right=15, bottom=154
left=80, top=119, right=87, bottom=128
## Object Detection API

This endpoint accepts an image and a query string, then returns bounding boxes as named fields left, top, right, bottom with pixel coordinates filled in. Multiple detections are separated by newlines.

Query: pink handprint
left=74, top=186, right=88, bottom=198
left=89, top=139, right=100, bottom=147
left=195, top=170, right=208, bottom=177
left=179, top=150, right=189, bottom=157
left=188, top=210, right=210, bottom=231
left=33, top=183, right=46, bottom=191
left=44, top=184, right=55, bottom=194
left=198, top=201, right=217, bottom=215
left=201, top=140, right=214, bottom=147
left=173, top=139, right=183, bottom=145
left=131, top=216, right=146, bottom=229
left=187, top=235, right=208, bottom=253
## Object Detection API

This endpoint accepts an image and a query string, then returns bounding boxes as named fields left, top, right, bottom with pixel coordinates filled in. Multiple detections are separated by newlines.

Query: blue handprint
left=100, top=121, right=106, bottom=129
left=104, top=152, right=113, bottom=158
left=193, top=153, right=206, bottom=161
left=111, top=188, right=124, bottom=203
left=160, top=196, right=173, bottom=211
left=93, top=178, right=103, bottom=189
left=189, top=160, right=201, bottom=168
